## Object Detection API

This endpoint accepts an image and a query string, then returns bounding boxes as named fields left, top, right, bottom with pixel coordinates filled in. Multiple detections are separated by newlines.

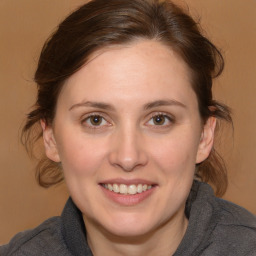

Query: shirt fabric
left=1, top=181, right=256, bottom=255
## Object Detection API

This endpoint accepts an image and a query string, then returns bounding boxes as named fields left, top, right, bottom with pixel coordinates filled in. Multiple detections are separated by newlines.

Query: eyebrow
left=69, top=101, right=115, bottom=111
left=143, top=99, right=186, bottom=110
left=69, top=99, right=186, bottom=111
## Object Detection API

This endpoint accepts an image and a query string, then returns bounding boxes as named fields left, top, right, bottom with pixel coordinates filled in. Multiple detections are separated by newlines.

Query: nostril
left=108, top=134, right=148, bottom=171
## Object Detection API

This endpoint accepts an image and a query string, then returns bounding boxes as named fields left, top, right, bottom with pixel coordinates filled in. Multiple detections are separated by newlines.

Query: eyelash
left=146, top=112, right=175, bottom=128
left=81, top=113, right=111, bottom=129
left=81, top=112, right=175, bottom=129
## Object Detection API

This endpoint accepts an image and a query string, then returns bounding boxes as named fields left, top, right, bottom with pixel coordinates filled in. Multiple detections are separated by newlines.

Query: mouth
left=100, top=183, right=154, bottom=195
left=99, top=180, right=157, bottom=206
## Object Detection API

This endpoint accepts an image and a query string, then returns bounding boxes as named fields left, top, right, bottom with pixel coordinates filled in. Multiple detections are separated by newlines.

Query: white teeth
left=137, top=184, right=143, bottom=193
left=113, top=184, right=119, bottom=193
left=120, top=184, right=128, bottom=194
left=128, top=185, right=137, bottom=195
left=103, top=183, right=153, bottom=195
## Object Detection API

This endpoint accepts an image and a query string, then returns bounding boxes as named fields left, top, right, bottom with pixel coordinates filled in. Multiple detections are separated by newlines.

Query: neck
left=84, top=210, right=188, bottom=256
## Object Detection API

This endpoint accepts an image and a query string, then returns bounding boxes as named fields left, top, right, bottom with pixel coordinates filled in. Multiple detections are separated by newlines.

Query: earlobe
left=40, top=120, right=61, bottom=163
left=196, top=117, right=216, bottom=164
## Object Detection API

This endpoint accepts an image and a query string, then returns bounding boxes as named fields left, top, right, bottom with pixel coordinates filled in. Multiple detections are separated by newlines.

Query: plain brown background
left=0, top=0, right=255, bottom=245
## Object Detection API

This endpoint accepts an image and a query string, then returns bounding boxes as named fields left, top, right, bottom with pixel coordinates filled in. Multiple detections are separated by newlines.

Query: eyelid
left=145, top=112, right=175, bottom=127
left=81, top=112, right=112, bottom=129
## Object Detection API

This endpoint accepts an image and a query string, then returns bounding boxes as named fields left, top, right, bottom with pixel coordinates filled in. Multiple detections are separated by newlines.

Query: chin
left=98, top=212, right=159, bottom=239
left=105, top=224, right=153, bottom=239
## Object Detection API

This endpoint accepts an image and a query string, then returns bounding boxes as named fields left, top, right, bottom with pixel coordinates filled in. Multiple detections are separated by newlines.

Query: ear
left=196, top=117, right=216, bottom=164
left=41, top=120, right=61, bottom=162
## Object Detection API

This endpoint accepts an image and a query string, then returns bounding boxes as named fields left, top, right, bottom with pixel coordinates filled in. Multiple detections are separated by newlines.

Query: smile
left=101, top=183, right=153, bottom=195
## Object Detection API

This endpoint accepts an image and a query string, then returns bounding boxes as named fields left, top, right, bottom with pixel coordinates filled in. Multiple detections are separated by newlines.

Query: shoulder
left=212, top=196, right=256, bottom=249
left=199, top=182, right=256, bottom=254
left=195, top=182, right=256, bottom=228
left=0, top=217, right=71, bottom=256
left=216, top=196, right=256, bottom=228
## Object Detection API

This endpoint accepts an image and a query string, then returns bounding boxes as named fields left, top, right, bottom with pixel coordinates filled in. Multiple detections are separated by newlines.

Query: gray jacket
left=1, top=181, right=256, bottom=255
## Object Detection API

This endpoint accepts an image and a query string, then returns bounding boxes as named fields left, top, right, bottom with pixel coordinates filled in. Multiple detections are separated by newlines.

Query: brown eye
left=82, top=114, right=110, bottom=129
left=146, top=114, right=174, bottom=127
left=89, top=115, right=103, bottom=126
left=152, top=115, right=166, bottom=125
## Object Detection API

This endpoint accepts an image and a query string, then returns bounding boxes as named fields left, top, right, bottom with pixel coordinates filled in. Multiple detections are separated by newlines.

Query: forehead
left=59, top=40, right=196, bottom=108
left=86, top=40, right=191, bottom=80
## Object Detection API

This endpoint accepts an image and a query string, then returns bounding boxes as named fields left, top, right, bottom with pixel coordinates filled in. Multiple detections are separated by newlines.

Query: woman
left=1, top=0, right=256, bottom=255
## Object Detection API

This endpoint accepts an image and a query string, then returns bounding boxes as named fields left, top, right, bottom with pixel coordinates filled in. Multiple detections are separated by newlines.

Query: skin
left=42, top=40, right=216, bottom=256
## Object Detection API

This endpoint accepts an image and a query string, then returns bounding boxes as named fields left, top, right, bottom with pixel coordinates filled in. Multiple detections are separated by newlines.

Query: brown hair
left=22, top=0, right=232, bottom=196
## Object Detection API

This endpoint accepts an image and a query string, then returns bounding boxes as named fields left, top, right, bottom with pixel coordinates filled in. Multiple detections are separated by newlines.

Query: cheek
left=148, top=132, right=199, bottom=176
left=56, top=132, right=108, bottom=177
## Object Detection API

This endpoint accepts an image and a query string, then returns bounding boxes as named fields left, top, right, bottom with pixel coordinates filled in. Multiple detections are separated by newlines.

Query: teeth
left=120, top=184, right=127, bottom=194
left=107, top=184, right=113, bottom=191
left=137, top=184, right=143, bottom=193
left=128, top=185, right=137, bottom=195
left=103, top=183, right=153, bottom=195
left=113, top=184, right=119, bottom=193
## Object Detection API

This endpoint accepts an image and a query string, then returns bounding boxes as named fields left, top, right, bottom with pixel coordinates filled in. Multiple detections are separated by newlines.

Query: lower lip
left=100, top=185, right=157, bottom=206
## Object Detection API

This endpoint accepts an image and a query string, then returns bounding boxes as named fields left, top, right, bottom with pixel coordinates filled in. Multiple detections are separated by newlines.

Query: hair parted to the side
left=22, top=0, right=232, bottom=196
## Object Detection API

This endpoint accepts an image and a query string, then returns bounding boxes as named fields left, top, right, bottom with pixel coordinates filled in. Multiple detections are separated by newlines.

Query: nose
left=108, top=127, right=148, bottom=172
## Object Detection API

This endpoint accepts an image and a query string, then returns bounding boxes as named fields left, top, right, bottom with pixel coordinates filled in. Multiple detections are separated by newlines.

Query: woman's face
left=43, top=40, right=215, bottom=238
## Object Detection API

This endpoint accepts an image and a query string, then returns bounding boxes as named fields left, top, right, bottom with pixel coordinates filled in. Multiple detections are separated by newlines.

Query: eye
left=147, top=114, right=174, bottom=127
left=82, top=114, right=109, bottom=128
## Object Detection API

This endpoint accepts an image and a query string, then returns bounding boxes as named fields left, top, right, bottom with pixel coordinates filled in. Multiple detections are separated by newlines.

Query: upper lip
left=99, top=178, right=157, bottom=186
